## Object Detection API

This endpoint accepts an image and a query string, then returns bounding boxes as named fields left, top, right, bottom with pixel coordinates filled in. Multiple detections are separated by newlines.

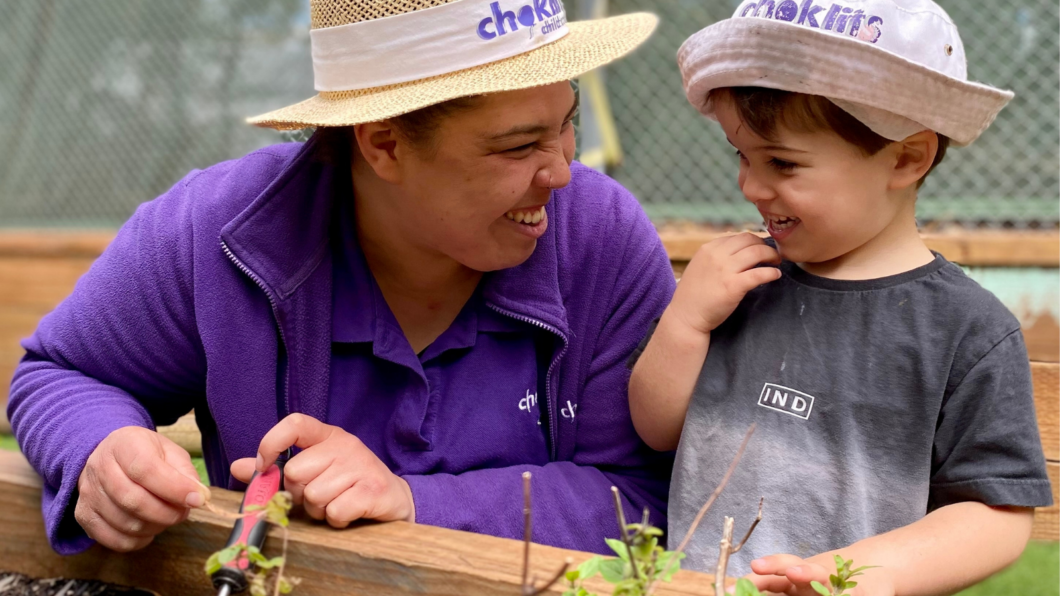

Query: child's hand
left=230, top=414, right=415, bottom=528
left=746, top=555, right=895, bottom=596
left=669, top=233, right=781, bottom=335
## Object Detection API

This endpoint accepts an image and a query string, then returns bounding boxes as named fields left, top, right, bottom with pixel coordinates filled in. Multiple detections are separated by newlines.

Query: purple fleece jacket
left=8, top=139, right=676, bottom=555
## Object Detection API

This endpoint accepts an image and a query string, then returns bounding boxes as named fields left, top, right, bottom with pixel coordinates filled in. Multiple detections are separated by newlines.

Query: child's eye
left=734, top=149, right=748, bottom=161
left=768, top=158, right=798, bottom=173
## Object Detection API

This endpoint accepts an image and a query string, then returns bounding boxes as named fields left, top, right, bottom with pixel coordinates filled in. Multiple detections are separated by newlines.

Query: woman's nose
left=533, top=155, right=572, bottom=190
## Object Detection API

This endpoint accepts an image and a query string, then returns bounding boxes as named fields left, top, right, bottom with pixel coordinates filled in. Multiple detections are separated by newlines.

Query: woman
left=8, top=0, right=675, bottom=556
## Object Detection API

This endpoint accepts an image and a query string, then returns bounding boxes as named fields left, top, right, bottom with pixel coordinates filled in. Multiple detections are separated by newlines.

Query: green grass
left=0, top=433, right=1056, bottom=593
left=957, top=541, right=1059, bottom=596
left=0, top=434, right=18, bottom=452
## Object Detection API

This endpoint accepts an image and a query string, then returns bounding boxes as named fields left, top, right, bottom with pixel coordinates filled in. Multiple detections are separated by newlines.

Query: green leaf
left=830, top=574, right=840, bottom=588
left=565, top=569, right=581, bottom=583
left=204, top=553, right=222, bottom=576
left=598, top=558, right=625, bottom=583
left=834, top=555, right=845, bottom=568
left=577, top=556, right=602, bottom=580
left=811, top=580, right=832, bottom=596
left=217, top=546, right=240, bottom=565
left=735, top=578, right=763, bottom=596
left=846, top=581, right=858, bottom=589
left=605, top=538, right=629, bottom=560
left=654, top=551, right=685, bottom=581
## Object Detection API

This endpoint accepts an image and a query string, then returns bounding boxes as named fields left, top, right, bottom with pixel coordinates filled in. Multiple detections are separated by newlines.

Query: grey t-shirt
left=646, top=255, right=1052, bottom=575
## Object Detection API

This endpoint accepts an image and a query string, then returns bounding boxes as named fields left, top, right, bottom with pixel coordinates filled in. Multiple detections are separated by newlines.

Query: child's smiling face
left=714, top=96, right=912, bottom=266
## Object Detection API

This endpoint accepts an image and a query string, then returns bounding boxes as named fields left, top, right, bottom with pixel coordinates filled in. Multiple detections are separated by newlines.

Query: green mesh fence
left=0, top=0, right=1056, bottom=228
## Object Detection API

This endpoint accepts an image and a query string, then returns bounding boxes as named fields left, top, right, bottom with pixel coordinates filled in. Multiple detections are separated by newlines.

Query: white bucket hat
left=677, top=0, right=1014, bottom=146
left=249, top=0, right=656, bottom=130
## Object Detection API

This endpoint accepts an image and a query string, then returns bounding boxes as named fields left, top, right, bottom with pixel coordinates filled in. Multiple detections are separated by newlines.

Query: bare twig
left=646, top=423, right=757, bottom=596
left=730, top=498, right=764, bottom=555
left=714, top=516, right=736, bottom=596
left=675, top=423, right=756, bottom=554
left=520, top=472, right=570, bottom=596
left=271, top=527, right=290, bottom=596
left=521, top=472, right=533, bottom=595
left=611, top=486, right=642, bottom=581
left=526, top=558, right=572, bottom=596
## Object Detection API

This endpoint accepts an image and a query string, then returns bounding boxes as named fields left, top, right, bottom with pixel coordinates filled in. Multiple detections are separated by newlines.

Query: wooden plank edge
left=660, top=229, right=1060, bottom=267
left=1031, top=462, right=1059, bottom=541
left=0, top=451, right=717, bottom=596
left=0, top=231, right=115, bottom=258
left=1033, top=363, right=1059, bottom=462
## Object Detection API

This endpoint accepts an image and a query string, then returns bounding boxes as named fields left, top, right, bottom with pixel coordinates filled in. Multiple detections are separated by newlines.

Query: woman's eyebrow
left=484, top=96, right=580, bottom=142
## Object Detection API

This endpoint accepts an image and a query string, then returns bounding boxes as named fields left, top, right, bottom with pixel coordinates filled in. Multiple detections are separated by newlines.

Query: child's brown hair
left=707, top=87, right=950, bottom=187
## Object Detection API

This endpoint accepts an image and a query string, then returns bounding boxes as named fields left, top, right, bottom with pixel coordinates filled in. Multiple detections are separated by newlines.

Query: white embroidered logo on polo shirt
left=757, top=383, right=815, bottom=420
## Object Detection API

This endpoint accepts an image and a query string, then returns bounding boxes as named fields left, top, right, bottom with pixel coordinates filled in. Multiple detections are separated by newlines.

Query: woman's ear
left=888, top=130, right=939, bottom=191
left=352, top=122, right=403, bottom=184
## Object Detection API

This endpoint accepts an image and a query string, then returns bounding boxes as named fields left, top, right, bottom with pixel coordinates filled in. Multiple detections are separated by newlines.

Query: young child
left=628, top=1, right=1053, bottom=594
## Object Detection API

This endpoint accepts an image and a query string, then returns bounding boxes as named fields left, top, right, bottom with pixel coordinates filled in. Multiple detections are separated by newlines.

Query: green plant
left=810, top=556, right=877, bottom=596
left=203, top=491, right=300, bottom=596
left=721, top=556, right=873, bottom=596
left=561, top=513, right=684, bottom=596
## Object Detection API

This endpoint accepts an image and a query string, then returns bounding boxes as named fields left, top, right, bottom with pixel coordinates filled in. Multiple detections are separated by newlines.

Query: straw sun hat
left=249, top=0, right=657, bottom=130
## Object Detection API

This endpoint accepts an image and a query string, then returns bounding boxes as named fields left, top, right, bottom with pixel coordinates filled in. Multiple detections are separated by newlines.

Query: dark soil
left=0, top=573, right=158, bottom=596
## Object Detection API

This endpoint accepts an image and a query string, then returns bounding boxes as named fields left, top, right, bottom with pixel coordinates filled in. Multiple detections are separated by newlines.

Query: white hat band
left=311, top=0, right=570, bottom=92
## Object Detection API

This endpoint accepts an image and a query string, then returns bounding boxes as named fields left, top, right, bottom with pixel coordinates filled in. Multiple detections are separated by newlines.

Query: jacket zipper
left=486, top=304, right=568, bottom=461
left=221, top=240, right=291, bottom=419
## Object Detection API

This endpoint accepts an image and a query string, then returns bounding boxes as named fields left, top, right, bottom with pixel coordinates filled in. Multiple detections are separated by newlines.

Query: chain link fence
left=0, top=0, right=1056, bottom=228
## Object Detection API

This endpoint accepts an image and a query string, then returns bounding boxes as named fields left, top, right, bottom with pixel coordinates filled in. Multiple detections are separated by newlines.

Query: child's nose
left=740, top=167, right=776, bottom=204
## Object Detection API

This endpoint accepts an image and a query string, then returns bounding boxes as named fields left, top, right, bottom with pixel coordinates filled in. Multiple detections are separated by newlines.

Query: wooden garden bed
left=0, top=450, right=717, bottom=596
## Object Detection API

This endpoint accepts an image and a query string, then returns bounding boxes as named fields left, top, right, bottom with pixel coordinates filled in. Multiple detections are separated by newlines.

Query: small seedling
left=560, top=509, right=684, bottom=596
left=810, top=555, right=878, bottom=596
left=203, top=491, right=301, bottom=596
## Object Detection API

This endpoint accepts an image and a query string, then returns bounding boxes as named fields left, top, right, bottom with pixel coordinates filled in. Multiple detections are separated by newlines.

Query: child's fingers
left=735, top=266, right=783, bottom=294
left=718, top=231, right=769, bottom=255
left=731, top=243, right=782, bottom=272
left=744, top=573, right=794, bottom=594
left=749, top=554, right=807, bottom=575
left=782, top=563, right=832, bottom=585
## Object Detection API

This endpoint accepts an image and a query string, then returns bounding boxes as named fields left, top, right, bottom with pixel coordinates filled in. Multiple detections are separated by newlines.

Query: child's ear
left=888, top=130, right=939, bottom=191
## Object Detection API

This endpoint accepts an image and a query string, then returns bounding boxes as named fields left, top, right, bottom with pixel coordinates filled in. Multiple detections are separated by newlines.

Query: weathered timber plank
left=0, top=451, right=717, bottom=596
left=1034, top=363, right=1059, bottom=462
left=1032, top=463, right=1059, bottom=542
left=660, top=229, right=1060, bottom=267
left=0, top=231, right=113, bottom=259
left=0, top=229, right=1055, bottom=266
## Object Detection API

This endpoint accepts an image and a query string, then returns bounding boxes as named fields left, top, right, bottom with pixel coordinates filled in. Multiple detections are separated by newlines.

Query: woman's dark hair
left=309, top=96, right=480, bottom=164
left=707, top=87, right=949, bottom=187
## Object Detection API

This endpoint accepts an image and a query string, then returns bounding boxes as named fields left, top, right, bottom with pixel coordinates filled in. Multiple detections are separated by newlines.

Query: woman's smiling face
left=362, top=82, right=578, bottom=273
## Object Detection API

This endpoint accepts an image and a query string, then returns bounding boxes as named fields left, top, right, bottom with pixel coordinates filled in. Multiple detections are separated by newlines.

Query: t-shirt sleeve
left=930, top=330, right=1053, bottom=509
left=625, top=318, right=659, bottom=370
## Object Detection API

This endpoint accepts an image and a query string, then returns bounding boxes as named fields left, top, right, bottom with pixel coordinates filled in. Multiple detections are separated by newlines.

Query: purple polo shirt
left=327, top=219, right=551, bottom=473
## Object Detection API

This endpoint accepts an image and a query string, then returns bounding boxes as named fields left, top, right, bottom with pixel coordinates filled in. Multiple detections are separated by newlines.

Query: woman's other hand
left=75, top=426, right=211, bottom=552
left=231, top=414, right=415, bottom=528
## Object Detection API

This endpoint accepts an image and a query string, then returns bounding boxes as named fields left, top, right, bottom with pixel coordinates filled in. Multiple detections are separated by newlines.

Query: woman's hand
left=669, top=233, right=781, bottom=336
left=747, top=554, right=895, bottom=596
left=231, top=414, right=415, bottom=528
left=75, top=426, right=211, bottom=552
